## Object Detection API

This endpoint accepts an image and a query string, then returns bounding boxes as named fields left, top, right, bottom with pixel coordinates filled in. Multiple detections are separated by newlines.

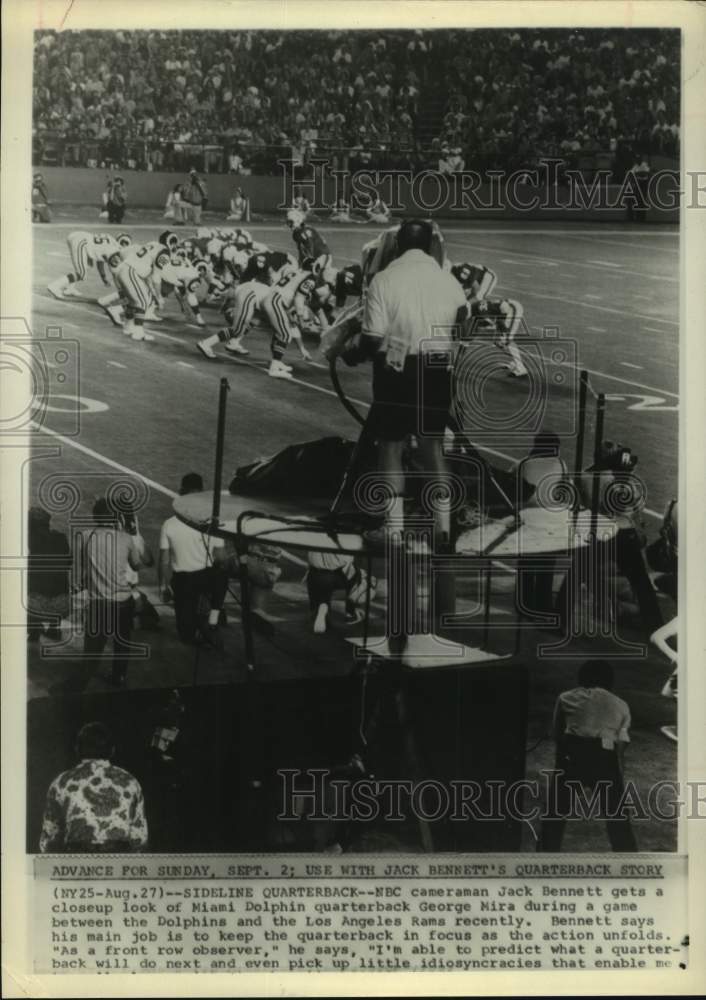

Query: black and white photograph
left=2, top=0, right=705, bottom=991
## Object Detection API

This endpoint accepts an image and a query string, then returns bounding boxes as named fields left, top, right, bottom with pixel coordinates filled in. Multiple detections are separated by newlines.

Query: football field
left=25, top=215, right=680, bottom=853
left=31, top=216, right=679, bottom=529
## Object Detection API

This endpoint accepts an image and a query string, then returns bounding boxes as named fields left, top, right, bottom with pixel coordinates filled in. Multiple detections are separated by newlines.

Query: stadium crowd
left=33, top=28, right=679, bottom=178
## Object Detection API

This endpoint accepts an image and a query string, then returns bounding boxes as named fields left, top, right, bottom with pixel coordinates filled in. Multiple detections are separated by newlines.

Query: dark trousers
left=306, top=567, right=354, bottom=613
left=78, top=597, right=134, bottom=687
left=108, top=203, right=125, bottom=223
left=539, top=735, right=637, bottom=852
left=172, top=567, right=228, bottom=643
left=517, top=561, right=557, bottom=617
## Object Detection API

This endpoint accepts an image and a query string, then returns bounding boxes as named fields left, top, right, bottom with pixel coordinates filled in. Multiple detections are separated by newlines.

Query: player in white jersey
left=112, top=247, right=182, bottom=342
left=262, top=267, right=317, bottom=378
left=47, top=231, right=119, bottom=299
left=168, top=255, right=209, bottom=326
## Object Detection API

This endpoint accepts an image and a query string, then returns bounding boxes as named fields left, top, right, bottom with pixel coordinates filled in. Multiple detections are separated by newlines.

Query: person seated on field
left=228, top=187, right=249, bottom=221
left=366, top=197, right=391, bottom=224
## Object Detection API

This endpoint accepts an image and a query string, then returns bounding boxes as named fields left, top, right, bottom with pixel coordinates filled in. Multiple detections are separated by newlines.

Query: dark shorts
left=366, top=353, right=452, bottom=441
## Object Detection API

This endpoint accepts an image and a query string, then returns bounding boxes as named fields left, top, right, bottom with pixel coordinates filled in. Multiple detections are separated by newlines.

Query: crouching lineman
left=100, top=231, right=178, bottom=324
left=198, top=261, right=317, bottom=378
left=196, top=249, right=292, bottom=360
left=469, top=296, right=528, bottom=377
left=111, top=245, right=182, bottom=342
left=47, top=231, right=121, bottom=299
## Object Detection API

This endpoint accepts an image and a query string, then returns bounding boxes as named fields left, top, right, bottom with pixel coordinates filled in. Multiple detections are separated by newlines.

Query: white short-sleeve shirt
left=363, top=248, right=467, bottom=356
left=160, top=515, right=224, bottom=573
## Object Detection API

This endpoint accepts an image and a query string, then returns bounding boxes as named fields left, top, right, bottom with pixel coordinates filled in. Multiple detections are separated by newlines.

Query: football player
left=451, top=262, right=497, bottom=302
left=47, top=231, right=119, bottom=299
left=112, top=247, right=181, bottom=342
left=468, top=296, right=528, bottom=377
left=262, top=267, right=318, bottom=377
left=196, top=258, right=279, bottom=360
left=334, top=263, right=363, bottom=308
left=287, top=213, right=332, bottom=272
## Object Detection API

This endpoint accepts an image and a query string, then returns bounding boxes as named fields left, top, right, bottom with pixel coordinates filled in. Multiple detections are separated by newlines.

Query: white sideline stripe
left=513, top=286, right=678, bottom=327
left=587, top=326, right=606, bottom=332
left=584, top=293, right=603, bottom=299
left=620, top=362, right=643, bottom=370
left=106, top=361, right=127, bottom=369
left=176, top=361, right=195, bottom=368
left=29, top=409, right=663, bottom=524
left=644, top=327, right=669, bottom=334
left=586, top=259, right=623, bottom=267
left=28, top=421, right=308, bottom=568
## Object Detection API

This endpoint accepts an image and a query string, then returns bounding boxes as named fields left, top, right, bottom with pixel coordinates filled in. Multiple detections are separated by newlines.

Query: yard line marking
left=586, top=259, right=623, bottom=268
left=584, top=293, right=603, bottom=299
left=106, top=361, right=127, bottom=369
left=30, top=421, right=179, bottom=500
left=512, top=287, right=678, bottom=327
left=619, top=362, right=643, bottom=370
left=176, top=361, right=195, bottom=368
left=516, top=271, right=532, bottom=277
left=559, top=233, right=679, bottom=254
left=587, top=326, right=607, bottom=332
left=548, top=359, right=678, bottom=398
left=644, top=327, right=669, bottom=334
left=444, top=236, right=678, bottom=282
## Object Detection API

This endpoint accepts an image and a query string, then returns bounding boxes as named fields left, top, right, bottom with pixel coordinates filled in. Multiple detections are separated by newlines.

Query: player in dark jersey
left=334, top=264, right=363, bottom=308
left=451, top=262, right=497, bottom=301
left=288, top=218, right=332, bottom=271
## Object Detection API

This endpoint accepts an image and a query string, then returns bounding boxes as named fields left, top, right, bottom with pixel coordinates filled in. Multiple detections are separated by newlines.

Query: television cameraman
left=56, top=496, right=154, bottom=694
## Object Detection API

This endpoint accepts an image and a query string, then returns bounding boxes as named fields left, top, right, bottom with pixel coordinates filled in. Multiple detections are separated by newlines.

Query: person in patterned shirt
left=40, top=722, right=148, bottom=853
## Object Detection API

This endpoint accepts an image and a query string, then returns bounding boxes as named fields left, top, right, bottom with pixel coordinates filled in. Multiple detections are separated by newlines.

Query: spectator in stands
left=181, top=168, right=208, bottom=224
left=40, top=722, right=148, bottom=853
left=626, top=151, right=650, bottom=222
left=31, top=28, right=680, bottom=178
left=27, top=506, right=71, bottom=642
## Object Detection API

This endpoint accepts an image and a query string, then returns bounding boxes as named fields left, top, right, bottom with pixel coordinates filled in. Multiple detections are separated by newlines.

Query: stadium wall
left=36, top=166, right=679, bottom=223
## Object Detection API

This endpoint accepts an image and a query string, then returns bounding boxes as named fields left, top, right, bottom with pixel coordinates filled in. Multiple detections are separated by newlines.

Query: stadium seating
left=33, top=28, right=680, bottom=178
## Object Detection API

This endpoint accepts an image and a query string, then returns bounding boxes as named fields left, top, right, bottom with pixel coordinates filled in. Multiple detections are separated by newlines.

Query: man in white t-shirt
left=159, top=473, right=229, bottom=645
